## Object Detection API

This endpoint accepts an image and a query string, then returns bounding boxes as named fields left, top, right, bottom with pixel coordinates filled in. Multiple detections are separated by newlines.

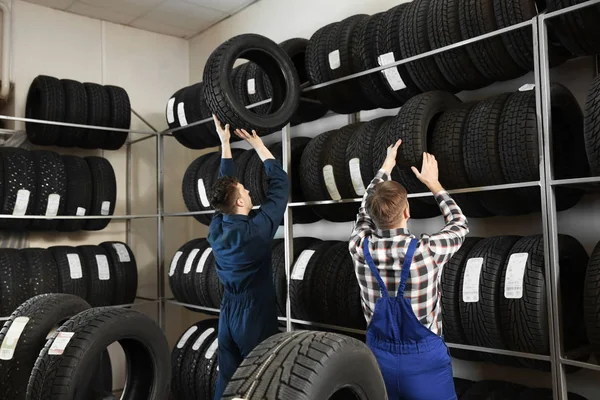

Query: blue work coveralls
left=363, top=237, right=456, bottom=400
left=207, top=157, right=289, bottom=400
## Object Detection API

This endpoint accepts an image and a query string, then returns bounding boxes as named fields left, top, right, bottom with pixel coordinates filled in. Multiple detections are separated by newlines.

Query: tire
left=222, top=331, right=387, bottom=400
left=58, top=79, right=87, bottom=147
left=441, top=237, right=483, bottom=361
left=49, top=246, right=88, bottom=301
left=181, top=83, right=221, bottom=149
left=57, top=155, right=93, bottom=232
left=244, top=152, right=269, bottom=206
left=245, top=62, right=272, bottom=115
left=428, top=0, right=490, bottom=90
left=196, top=152, right=221, bottom=211
left=0, top=148, right=36, bottom=231
left=335, top=243, right=366, bottom=330
left=0, top=249, right=30, bottom=317
left=206, top=253, right=224, bottom=309
left=182, top=153, right=214, bottom=224
left=27, top=308, right=170, bottom=400
left=203, top=34, right=301, bottom=133
left=233, top=64, right=250, bottom=108
left=459, top=235, right=521, bottom=365
left=0, top=294, right=90, bottom=400
left=584, top=75, right=600, bottom=176
left=314, top=242, right=351, bottom=324
left=198, top=335, right=219, bottom=400
left=25, top=75, right=65, bottom=146
left=461, top=380, right=527, bottom=399
left=279, top=38, right=328, bottom=125
left=83, top=157, right=117, bottom=231
left=103, top=85, right=130, bottom=150
left=183, top=239, right=208, bottom=306
left=80, top=83, right=110, bottom=149
left=170, top=86, right=202, bottom=149
left=547, top=0, right=600, bottom=56
left=351, top=15, right=401, bottom=109
left=410, top=198, right=442, bottom=219
left=400, top=0, right=456, bottom=93
left=324, top=123, right=362, bottom=201
left=375, top=4, right=421, bottom=104
left=494, top=0, right=570, bottom=70
left=459, top=0, right=526, bottom=82
left=454, top=378, right=474, bottom=397
left=77, top=245, right=115, bottom=307
left=21, top=248, right=60, bottom=297
left=190, top=242, right=213, bottom=308
left=271, top=240, right=287, bottom=316
left=187, top=326, right=219, bottom=400
left=290, top=240, right=330, bottom=321
left=30, top=151, right=67, bottom=231
left=169, top=240, right=199, bottom=304
left=300, top=131, right=334, bottom=201
left=100, top=242, right=138, bottom=305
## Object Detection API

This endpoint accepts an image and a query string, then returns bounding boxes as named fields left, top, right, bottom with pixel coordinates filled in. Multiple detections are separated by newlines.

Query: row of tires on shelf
left=0, top=148, right=117, bottom=232
left=0, top=294, right=170, bottom=400
left=167, top=38, right=328, bottom=149
left=454, top=378, right=586, bottom=399
left=0, top=242, right=137, bottom=317
left=26, top=75, right=131, bottom=149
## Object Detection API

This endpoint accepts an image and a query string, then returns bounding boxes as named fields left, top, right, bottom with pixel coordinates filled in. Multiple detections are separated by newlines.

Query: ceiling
left=21, top=0, right=257, bottom=38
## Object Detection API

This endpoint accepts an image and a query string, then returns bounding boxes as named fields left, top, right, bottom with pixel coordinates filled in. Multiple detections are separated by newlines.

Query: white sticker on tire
left=205, top=338, right=218, bottom=359
left=166, top=98, right=176, bottom=124
left=169, top=251, right=183, bottom=277
left=100, top=201, right=111, bottom=216
left=96, top=254, right=110, bottom=280
left=177, top=103, right=188, bottom=126
left=45, top=194, right=61, bottom=217
left=176, top=326, right=198, bottom=349
left=504, top=253, right=529, bottom=299
left=322, top=165, right=341, bottom=201
left=112, top=243, right=131, bottom=262
left=377, top=52, right=406, bottom=91
left=519, top=83, right=535, bottom=92
left=328, top=50, right=341, bottom=70
left=462, top=258, right=484, bottom=303
left=192, top=328, right=215, bottom=351
left=0, top=317, right=30, bottom=360
left=247, top=79, right=256, bottom=95
left=291, top=250, right=316, bottom=280
left=197, top=179, right=210, bottom=208
left=13, top=189, right=30, bottom=216
left=48, top=332, right=75, bottom=355
left=184, top=249, right=200, bottom=274
left=349, top=158, right=366, bottom=196
left=67, top=254, right=83, bottom=279
left=196, top=248, right=213, bottom=274
left=76, top=207, right=86, bottom=216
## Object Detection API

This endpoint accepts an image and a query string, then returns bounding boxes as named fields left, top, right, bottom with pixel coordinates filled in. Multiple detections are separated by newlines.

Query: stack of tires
left=26, top=75, right=131, bottom=149
left=455, top=379, right=587, bottom=399
left=290, top=239, right=365, bottom=329
left=548, top=0, right=600, bottom=57
left=0, top=294, right=170, bottom=400
left=0, top=242, right=138, bottom=316
left=583, top=241, right=600, bottom=363
left=441, top=234, right=588, bottom=370
left=171, top=320, right=219, bottom=400
left=182, top=139, right=320, bottom=226
left=584, top=74, right=600, bottom=177
left=0, top=149, right=117, bottom=231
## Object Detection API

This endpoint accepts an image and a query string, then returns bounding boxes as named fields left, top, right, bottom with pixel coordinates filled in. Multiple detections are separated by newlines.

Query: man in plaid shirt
left=349, top=139, right=468, bottom=399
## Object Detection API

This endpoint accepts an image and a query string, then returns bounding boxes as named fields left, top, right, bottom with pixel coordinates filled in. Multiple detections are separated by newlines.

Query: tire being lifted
left=203, top=34, right=301, bottom=133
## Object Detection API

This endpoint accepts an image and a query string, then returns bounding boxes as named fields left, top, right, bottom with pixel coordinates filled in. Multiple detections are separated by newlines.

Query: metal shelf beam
left=0, top=213, right=158, bottom=220
left=559, top=358, right=600, bottom=373
left=550, top=176, right=600, bottom=186
left=446, top=343, right=552, bottom=361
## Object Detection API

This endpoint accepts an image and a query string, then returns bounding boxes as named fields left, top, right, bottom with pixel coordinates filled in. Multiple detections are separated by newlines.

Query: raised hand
left=381, top=139, right=402, bottom=175
left=411, top=152, right=443, bottom=194
left=213, top=114, right=230, bottom=144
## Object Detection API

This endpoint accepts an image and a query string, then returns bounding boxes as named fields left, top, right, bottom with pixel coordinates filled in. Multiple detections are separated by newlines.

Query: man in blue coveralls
left=208, top=115, right=289, bottom=400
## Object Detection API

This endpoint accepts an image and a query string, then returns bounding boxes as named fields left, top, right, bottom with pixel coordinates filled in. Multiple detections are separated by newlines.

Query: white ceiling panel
left=21, top=0, right=258, bottom=38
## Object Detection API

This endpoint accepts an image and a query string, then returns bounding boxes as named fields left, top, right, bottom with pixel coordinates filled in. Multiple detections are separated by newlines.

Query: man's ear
left=235, top=196, right=244, bottom=208
left=404, top=204, right=410, bottom=220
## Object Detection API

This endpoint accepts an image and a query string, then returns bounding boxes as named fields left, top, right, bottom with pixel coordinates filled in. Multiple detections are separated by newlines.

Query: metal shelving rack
left=162, top=1, right=600, bottom=399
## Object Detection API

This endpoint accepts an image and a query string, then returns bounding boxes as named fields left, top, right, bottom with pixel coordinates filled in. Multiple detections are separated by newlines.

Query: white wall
left=186, top=0, right=600, bottom=398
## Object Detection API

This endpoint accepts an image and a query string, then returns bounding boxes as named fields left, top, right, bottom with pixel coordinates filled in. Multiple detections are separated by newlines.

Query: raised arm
left=412, top=153, right=469, bottom=265
left=349, top=140, right=401, bottom=257
left=213, top=115, right=236, bottom=178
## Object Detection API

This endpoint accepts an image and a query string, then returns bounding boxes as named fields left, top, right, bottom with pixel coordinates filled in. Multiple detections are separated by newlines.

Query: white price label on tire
left=196, top=248, right=213, bottom=274
left=176, top=326, right=198, bottom=349
left=247, top=79, right=256, bottom=95
left=48, top=332, right=75, bottom=355
left=177, top=102, right=188, bottom=126
left=112, top=243, right=131, bottom=262
left=291, top=250, right=315, bottom=280
left=462, top=258, right=483, bottom=303
left=100, top=201, right=111, bottom=216
left=169, top=251, right=183, bottom=277
left=184, top=249, right=200, bottom=274
left=205, top=338, right=218, bottom=359
left=96, top=254, right=110, bottom=280
left=76, top=207, right=86, bottom=216
left=67, top=254, right=83, bottom=279
left=322, top=165, right=341, bottom=201
left=192, top=328, right=215, bottom=351
left=328, top=50, right=341, bottom=70
left=504, top=253, right=529, bottom=299
left=45, top=194, right=61, bottom=217
left=0, top=317, right=30, bottom=360
left=377, top=52, right=406, bottom=91
left=197, top=179, right=210, bottom=208
left=166, top=98, right=176, bottom=124
left=349, top=158, right=365, bottom=196
left=13, top=189, right=30, bottom=216
left=519, top=83, right=535, bottom=91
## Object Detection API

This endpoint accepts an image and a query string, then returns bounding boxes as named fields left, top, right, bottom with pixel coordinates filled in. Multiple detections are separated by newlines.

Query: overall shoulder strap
left=398, top=238, right=418, bottom=296
left=362, top=237, right=389, bottom=298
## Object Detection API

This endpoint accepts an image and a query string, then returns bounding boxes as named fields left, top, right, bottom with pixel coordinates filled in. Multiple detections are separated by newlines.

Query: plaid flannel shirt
left=348, top=169, right=469, bottom=335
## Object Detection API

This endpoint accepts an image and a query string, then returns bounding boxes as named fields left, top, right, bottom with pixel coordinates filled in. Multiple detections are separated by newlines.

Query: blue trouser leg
left=214, top=302, right=242, bottom=400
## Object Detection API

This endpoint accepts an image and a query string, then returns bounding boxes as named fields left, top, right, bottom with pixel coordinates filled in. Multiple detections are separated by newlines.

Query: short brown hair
left=210, top=176, right=240, bottom=214
left=365, top=181, right=408, bottom=229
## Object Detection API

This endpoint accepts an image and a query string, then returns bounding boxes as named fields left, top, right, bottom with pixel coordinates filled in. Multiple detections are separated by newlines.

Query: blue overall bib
left=363, top=238, right=456, bottom=400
